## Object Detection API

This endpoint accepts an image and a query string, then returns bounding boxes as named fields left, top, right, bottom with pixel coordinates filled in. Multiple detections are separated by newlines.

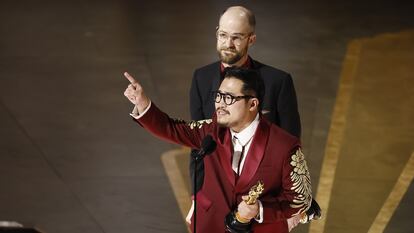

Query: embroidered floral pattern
left=188, top=119, right=213, bottom=129
left=289, top=148, right=312, bottom=215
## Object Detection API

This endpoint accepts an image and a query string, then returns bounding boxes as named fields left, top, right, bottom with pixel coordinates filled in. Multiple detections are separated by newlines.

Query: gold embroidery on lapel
left=188, top=119, right=213, bottom=129
left=172, top=118, right=186, bottom=124
left=289, top=148, right=312, bottom=215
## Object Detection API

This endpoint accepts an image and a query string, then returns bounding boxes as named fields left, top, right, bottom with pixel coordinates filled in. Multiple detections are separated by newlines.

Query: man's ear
left=248, top=34, right=256, bottom=47
left=249, top=98, right=259, bottom=111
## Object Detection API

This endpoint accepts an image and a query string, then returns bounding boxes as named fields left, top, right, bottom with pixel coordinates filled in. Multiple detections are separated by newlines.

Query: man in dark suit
left=190, top=6, right=301, bottom=137
left=123, top=68, right=312, bottom=233
left=189, top=6, right=310, bottom=230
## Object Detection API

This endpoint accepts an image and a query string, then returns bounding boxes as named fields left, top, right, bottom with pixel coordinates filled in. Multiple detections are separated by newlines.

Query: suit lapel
left=236, top=118, right=270, bottom=192
left=216, top=126, right=236, bottom=187
left=203, top=62, right=222, bottom=117
left=211, top=63, right=222, bottom=93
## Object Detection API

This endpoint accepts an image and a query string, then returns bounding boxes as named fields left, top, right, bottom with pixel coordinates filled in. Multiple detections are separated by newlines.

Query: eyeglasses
left=216, top=30, right=252, bottom=46
left=213, top=91, right=254, bottom=105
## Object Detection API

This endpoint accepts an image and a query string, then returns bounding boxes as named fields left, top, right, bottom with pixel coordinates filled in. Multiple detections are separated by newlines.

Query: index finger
left=124, top=72, right=137, bottom=84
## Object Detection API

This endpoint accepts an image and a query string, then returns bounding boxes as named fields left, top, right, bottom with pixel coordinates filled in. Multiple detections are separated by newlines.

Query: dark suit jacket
left=135, top=103, right=312, bottom=233
left=189, top=58, right=301, bottom=137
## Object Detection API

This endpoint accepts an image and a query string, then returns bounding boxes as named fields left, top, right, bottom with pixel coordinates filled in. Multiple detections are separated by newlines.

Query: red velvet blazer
left=136, top=103, right=312, bottom=233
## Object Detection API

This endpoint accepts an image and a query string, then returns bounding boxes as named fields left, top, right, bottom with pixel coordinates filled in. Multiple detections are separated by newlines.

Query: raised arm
left=123, top=72, right=210, bottom=149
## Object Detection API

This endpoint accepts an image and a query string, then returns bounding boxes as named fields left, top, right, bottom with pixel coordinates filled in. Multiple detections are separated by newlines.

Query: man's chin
left=222, top=59, right=238, bottom=65
left=216, top=119, right=229, bottom=128
left=219, top=53, right=240, bottom=65
left=217, top=122, right=228, bottom=128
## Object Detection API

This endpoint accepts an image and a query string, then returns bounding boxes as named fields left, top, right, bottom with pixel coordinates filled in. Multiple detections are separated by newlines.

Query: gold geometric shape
left=367, top=152, right=414, bottom=233
left=310, top=30, right=414, bottom=233
left=161, top=147, right=191, bottom=233
left=309, top=39, right=363, bottom=233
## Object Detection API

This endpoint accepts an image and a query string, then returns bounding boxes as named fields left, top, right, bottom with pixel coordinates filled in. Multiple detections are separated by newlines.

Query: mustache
left=220, top=48, right=237, bottom=52
left=216, top=107, right=230, bottom=114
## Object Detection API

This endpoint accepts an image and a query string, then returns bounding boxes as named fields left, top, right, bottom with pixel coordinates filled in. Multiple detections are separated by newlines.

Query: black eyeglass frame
left=213, top=91, right=255, bottom=105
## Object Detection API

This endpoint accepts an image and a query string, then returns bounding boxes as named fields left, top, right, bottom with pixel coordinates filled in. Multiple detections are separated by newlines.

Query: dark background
left=0, top=1, right=413, bottom=232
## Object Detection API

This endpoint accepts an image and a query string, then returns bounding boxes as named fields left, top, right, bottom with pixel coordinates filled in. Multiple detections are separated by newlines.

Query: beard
left=217, top=45, right=247, bottom=65
left=216, top=118, right=230, bottom=128
left=218, top=49, right=242, bottom=65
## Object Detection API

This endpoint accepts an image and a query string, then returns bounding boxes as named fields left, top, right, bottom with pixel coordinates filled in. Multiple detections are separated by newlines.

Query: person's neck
left=230, top=113, right=258, bottom=133
left=222, top=55, right=249, bottom=68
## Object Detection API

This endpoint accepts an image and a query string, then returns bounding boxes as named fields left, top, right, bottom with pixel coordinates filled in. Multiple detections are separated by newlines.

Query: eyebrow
left=217, top=30, right=247, bottom=36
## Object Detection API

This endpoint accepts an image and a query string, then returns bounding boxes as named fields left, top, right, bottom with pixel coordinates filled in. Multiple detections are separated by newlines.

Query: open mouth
left=216, top=109, right=229, bottom=115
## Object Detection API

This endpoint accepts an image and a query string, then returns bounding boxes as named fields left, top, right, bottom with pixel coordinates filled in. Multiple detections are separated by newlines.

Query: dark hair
left=223, top=67, right=265, bottom=112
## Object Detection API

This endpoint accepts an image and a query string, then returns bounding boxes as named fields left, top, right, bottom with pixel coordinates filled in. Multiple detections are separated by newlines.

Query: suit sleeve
left=277, top=74, right=301, bottom=138
left=190, top=69, right=205, bottom=121
left=261, top=146, right=312, bottom=222
left=135, top=103, right=212, bottom=149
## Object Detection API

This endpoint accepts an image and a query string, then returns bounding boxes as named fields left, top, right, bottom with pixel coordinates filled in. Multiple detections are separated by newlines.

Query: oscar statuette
left=225, top=181, right=264, bottom=233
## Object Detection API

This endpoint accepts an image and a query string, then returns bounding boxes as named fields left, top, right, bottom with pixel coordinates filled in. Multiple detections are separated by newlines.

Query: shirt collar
left=220, top=56, right=252, bottom=74
left=230, top=113, right=260, bottom=146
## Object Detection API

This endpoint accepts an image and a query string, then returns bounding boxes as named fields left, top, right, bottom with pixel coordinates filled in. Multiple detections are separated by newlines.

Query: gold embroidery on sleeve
left=289, top=148, right=312, bottom=215
left=172, top=118, right=186, bottom=124
left=188, top=119, right=213, bottom=129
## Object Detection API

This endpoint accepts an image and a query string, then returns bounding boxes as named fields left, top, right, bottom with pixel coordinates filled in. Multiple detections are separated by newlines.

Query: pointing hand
left=123, top=72, right=150, bottom=114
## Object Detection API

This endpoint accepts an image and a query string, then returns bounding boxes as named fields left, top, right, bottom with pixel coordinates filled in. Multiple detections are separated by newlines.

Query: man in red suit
left=123, top=68, right=312, bottom=233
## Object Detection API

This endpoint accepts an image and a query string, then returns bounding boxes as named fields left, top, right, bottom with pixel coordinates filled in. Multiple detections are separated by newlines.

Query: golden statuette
left=244, top=181, right=264, bottom=205
left=225, top=181, right=265, bottom=232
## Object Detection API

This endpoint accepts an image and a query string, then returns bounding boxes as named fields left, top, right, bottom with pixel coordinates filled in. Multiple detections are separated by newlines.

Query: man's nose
left=224, top=37, right=234, bottom=47
left=216, top=99, right=227, bottom=108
